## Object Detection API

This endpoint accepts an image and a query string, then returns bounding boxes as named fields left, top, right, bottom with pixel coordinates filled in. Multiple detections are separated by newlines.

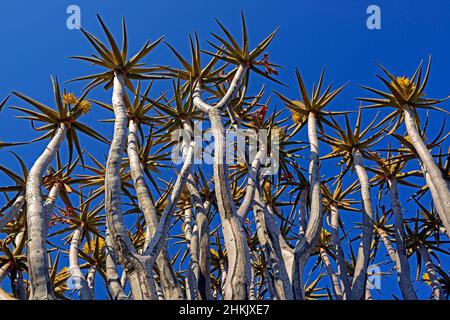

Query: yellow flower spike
left=63, top=93, right=77, bottom=105
left=290, top=100, right=306, bottom=124
left=79, top=100, right=92, bottom=114
left=392, top=76, right=416, bottom=97
left=82, top=237, right=105, bottom=254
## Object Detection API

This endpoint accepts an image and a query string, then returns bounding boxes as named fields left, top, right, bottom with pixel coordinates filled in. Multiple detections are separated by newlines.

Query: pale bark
left=330, top=205, right=351, bottom=299
left=105, top=73, right=157, bottom=300
left=186, top=174, right=211, bottom=300
left=26, top=123, right=67, bottom=300
left=254, top=187, right=293, bottom=300
left=319, top=248, right=343, bottom=300
left=183, top=207, right=198, bottom=299
left=69, top=227, right=92, bottom=300
left=404, top=106, right=450, bottom=231
left=87, top=266, right=96, bottom=298
left=104, top=231, right=127, bottom=300
left=350, top=149, right=374, bottom=300
left=192, top=65, right=250, bottom=300
left=208, top=107, right=251, bottom=300
left=293, top=113, right=323, bottom=300
left=388, top=178, right=417, bottom=300
left=377, top=228, right=398, bottom=264
left=423, top=167, right=449, bottom=235
left=0, top=193, right=25, bottom=230
left=418, top=244, right=443, bottom=300
left=237, top=146, right=266, bottom=221
left=128, top=118, right=183, bottom=300
left=142, top=118, right=196, bottom=266
left=298, top=189, right=308, bottom=238
left=249, top=256, right=256, bottom=300
left=44, top=183, right=60, bottom=232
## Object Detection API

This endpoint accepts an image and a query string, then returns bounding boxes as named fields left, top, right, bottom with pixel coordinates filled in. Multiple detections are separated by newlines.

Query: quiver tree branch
left=388, top=178, right=417, bottom=300
left=26, top=123, right=67, bottom=300
left=69, top=226, right=93, bottom=300
left=127, top=117, right=183, bottom=300
left=0, top=193, right=25, bottom=230
left=350, top=149, right=375, bottom=300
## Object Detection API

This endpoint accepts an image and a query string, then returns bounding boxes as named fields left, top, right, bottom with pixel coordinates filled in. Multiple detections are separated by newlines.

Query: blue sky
left=0, top=1, right=449, bottom=299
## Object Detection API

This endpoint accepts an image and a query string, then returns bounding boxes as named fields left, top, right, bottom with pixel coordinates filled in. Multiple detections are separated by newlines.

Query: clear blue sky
left=0, top=1, right=448, bottom=299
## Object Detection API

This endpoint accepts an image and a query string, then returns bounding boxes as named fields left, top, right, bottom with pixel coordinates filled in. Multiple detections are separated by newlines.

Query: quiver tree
left=359, top=56, right=450, bottom=233
left=275, top=67, right=347, bottom=299
left=368, top=150, right=420, bottom=299
left=11, top=77, right=105, bottom=299
left=0, top=12, right=448, bottom=301
left=321, top=109, right=385, bottom=300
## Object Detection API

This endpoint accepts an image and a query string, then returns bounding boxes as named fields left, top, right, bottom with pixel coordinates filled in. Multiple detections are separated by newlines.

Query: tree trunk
left=208, top=107, right=250, bottom=300
left=104, top=231, right=127, bottom=300
left=105, top=73, right=156, bottom=300
left=350, top=149, right=374, bottom=300
left=128, top=118, right=183, bottom=300
left=183, top=207, right=198, bottom=299
left=0, top=193, right=25, bottom=230
left=388, top=178, right=417, bottom=300
left=403, top=105, right=450, bottom=230
left=330, top=205, right=351, bottom=299
left=253, top=186, right=293, bottom=300
left=186, top=173, right=211, bottom=300
left=377, top=228, right=398, bottom=264
left=26, top=123, right=67, bottom=300
left=418, top=244, right=442, bottom=300
left=319, top=248, right=343, bottom=300
left=44, top=183, right=60, bottom=232
left=69, top=226, right=92, bottom=300
left=292, top=113, right=323, bottom=300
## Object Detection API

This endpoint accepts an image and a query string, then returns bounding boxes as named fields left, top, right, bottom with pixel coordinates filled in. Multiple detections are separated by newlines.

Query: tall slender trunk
left=87, top=267, right=96, bottom=298
left=208, top=107, right=250, bottom=300
left=0, top=193, right=25, bottom=230
left=237, top=145, right=266, bottom=222
left=330, top=205, right=351, bottom=299
left=293, top=113, right=323, bottom=299
left=69, top=227, right=92, bottom=300
left=298, top=189, right=308, bottom=238
left=104, top=231, right=127, bottom=300
left=319, top=248, right=343, bottom=300
left=44, top=184, right=60, bottom=232
left=404, top=106, right=450, bottom=229
left=186, top=174, right=211, bottom=300
left=422, top=165, right=449, bottom=235
left=105, top=73, right=156, bottom=300
left=253, top=186, right=293, bottom=300
left=377, top=228, right=398, bottom=263
left=418, top=244, right=442, bottom=300
left=27, top=123, right=67, bottom=300
left=128, top=118, right=183, bottom=300
left=350, top=149, right=374, bottom=300
left=183, top=207, right=198, bottom=299
left=388, top=178, right=417, bottom=299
